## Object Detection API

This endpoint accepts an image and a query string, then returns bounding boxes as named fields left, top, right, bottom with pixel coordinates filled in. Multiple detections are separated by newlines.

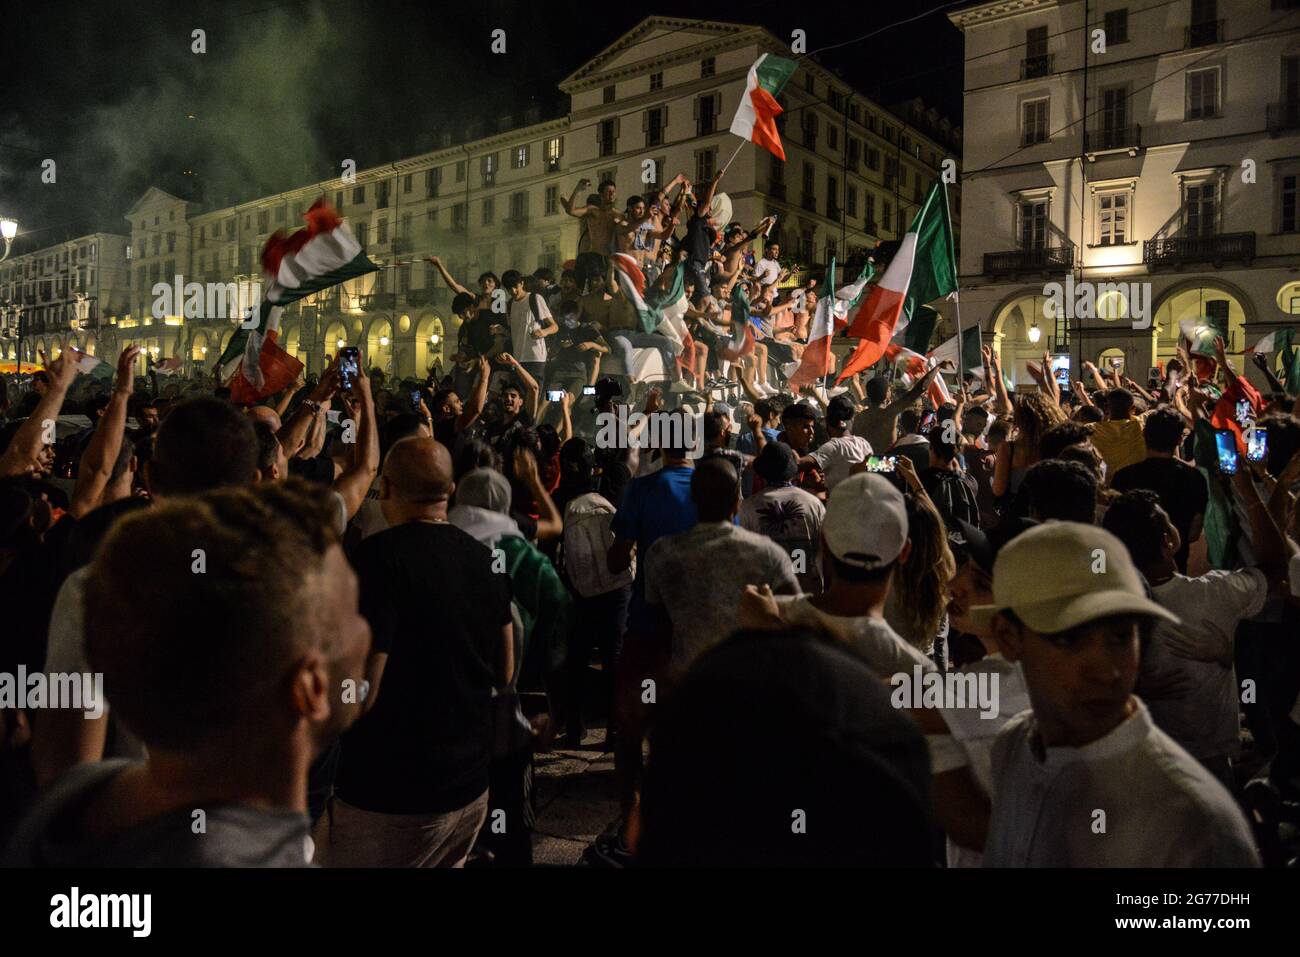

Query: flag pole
left=944, top=180, right=965, bottom=386
left=718, top=139, right=747, bottom=180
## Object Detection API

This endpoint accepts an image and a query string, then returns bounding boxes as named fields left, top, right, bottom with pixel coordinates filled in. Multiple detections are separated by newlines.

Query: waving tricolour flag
left=729, top=54, right=797, bottom=161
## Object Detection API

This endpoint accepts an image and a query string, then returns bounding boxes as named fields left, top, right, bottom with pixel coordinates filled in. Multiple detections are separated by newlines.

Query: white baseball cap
left=822, top=473, right=908, bottom=571
left=969, top=521, right=1179, bottom=634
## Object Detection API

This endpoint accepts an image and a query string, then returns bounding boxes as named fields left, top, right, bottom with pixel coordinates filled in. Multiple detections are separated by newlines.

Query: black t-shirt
left=1111, top=456, right=1209, bottom=572
left=920, top=466, right=981, bottom=529
left=548, top=323, right=605, bottom=376
left=335, top=521, right=513, bottom=814
left=684, top=214, right=716, bottom=265
left=460, top=309, right=502, bottom=358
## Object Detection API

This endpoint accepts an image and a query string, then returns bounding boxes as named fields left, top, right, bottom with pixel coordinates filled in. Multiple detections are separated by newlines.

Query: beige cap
left=969, top=521, right=1179, bottom=635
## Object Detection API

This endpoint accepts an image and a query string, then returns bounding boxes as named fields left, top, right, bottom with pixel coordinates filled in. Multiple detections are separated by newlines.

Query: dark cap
left=948, top=516, right=1039, bottom=576
left=753, top=441, right=798, bottom=484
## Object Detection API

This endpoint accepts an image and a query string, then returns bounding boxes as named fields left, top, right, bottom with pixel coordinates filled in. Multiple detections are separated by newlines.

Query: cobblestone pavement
left=531, top=727, right=621, bottom=866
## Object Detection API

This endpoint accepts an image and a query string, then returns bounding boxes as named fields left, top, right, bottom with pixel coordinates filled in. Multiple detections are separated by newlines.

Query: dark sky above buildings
left=0, top=0, right=964, bottom=248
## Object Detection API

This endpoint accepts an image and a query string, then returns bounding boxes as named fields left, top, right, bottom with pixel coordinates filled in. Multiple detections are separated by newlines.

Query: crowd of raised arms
left=2, top=168, right=1300, bottom=868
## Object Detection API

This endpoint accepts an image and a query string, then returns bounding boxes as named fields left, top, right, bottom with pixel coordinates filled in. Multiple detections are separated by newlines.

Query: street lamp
left=0, top=217, right=16, bottom=262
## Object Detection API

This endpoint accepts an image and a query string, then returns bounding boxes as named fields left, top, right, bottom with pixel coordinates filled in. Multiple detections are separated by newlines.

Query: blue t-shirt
left=610, top=465, right=698, bottom=630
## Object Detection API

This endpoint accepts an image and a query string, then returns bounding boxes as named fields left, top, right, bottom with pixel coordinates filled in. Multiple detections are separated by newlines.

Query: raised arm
left=278, top=359, right=339, bottom=459
left=0, top=345, right=80, bottom=479
left=425, top=255, right=470, bottom=297
left=70, top=345, right=141, bottom=518
left=561, top=178, right=593, bottom=218
left=332, top=361, right=379, bottom=522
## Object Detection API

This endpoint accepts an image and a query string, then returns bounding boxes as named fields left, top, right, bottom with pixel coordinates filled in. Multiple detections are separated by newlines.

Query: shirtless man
left=563, top=178, right=623, bottom=292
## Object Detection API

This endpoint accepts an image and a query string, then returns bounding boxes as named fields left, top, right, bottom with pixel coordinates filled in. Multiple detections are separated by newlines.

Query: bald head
left=381, top=436, right=454, bottom=505
left=247, top=405, right=283, bottom=432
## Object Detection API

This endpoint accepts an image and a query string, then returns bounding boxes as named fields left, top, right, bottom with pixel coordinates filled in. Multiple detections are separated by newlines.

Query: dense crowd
left=1, top=170, right=1299, bottom=868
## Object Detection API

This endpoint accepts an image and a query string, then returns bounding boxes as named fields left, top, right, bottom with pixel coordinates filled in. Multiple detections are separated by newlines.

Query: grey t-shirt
left=2, top=759, right=312, bottom=867
left=645, top=522, right=799, bottom=668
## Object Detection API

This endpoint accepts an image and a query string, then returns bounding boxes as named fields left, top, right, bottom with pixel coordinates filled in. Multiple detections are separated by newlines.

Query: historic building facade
left=951, top=0, right=1300, bottom=389
left=9, top=16, right=960, bottom=379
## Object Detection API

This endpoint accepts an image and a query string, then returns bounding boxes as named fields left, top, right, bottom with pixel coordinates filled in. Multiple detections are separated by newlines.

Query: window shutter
left=713, top=92, right=721, bottom=118
left=663, top=104, right=669, bottom=127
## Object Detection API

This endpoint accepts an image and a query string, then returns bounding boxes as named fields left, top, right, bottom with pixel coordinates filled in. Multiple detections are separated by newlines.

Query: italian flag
left=837, top=182, right=957, bottom=384
left=928, top=325, right=984, bottom=376
left=787, top=260, right=874, bottom=391
left=610, top=255, right=695, bottom=374
left=886, top=342, right=951, bottom=408
left=1247, top=330, right=1282, bottom=354
left=729, top=53, right=797, bottom=161
left=718, top=282, right=757, bottom=362
left=217, top=200, right=377, bottom=403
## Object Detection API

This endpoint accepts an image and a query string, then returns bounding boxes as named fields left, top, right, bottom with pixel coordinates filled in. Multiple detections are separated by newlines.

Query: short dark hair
left=150, top=397, right=258, bottom=496
left=1142, top=406, right=1186, bottom=454
left=829, top=553, right=896, bottom=585
left=781, top=402, right=816, bottom=424
left=451, top=291, right=478, bottom=316
left=500, top=269, right=524, bottom=289
left=1102, top=489, right=1169, bottom=569
left=598, top=179, right=616, bottom=192
left=1106, top=388, right=1135, bottom=418
left=85, top=480, right=341, bottom=751
left=929, top=425, right=960, bottom=462
left=691, top=455, right=740, bottom=521
left=1021, top=459, right=1097, bottom=523
left=477, top=271, right=499, bottom=286
left=1076, top=404, right=1105, bottom=424
left=703, top=411, right=730, bottom=443
left=865, top=377, right=889, bottom=405
left=532, top=267, right=555, bottom=283
left=1039, top=421, right=1094, bottom=460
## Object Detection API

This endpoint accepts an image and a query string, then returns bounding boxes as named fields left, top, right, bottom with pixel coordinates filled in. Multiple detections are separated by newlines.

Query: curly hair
left=888, top=490, right=956, bottom=652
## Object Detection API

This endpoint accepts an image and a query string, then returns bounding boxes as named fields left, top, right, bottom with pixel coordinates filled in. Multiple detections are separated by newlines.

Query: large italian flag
left=729, top=53, right=797, bottom=161
left=786, top=259, right=873, bottom=391
left=837, top=182, right=957, bottom=384
left=218, top=200, right=377, bottom=403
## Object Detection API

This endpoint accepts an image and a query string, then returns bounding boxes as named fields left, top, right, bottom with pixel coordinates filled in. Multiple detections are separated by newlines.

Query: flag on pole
left=788, top=258, right=836, bottom=391
left=902, top=304, right=941, bottom=355
left=1247, top=330, right=1280, bottom=354
left=928, top=325, right=984, bottom=376
left=718, top=282, right=757, bottom=362
left=886, top=342, right=951, bottom=408
left=729, top=53, right=797, bottom=161
left=153, top=356, right=184, bottom=377
left=1278, top=328, right=1300, bottom=397
left=836, top=182, right=957, bottom=384
left=217, top=200, right=377, bottom=403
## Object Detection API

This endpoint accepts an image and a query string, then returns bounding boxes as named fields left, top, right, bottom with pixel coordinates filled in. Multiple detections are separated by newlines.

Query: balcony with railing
left=983, top=243, right=1075, bottom=276
left=1185, top=19, right=1223, bottom=48
left=1142, top=232, right=1255, bottom=268
left=1084, top=124, right=1142, bottom=153
left=1267, top=100, right=1300, bottom=134
left=1020, top=54, right=1053, bottom=79
left=359, top=292, right=398, bottom=311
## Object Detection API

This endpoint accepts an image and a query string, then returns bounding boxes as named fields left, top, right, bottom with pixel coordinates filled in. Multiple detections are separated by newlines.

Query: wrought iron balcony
left=983, top=243, right=1075, bottom=277
left=1020, top=54, right=1053, bottom=79
left=1142, top=232, right=1255, bottom=268
left=1084, top=124, right=1142, bottom=152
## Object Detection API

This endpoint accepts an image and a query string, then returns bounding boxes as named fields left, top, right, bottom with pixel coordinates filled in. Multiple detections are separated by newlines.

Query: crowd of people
left=2, top=170, right=1300, bottom=868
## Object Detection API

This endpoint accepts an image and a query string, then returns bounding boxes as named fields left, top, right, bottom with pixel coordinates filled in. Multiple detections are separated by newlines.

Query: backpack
left=927, top=469, right=981, bottom=529
left=562, top=492, right=634, bottom=598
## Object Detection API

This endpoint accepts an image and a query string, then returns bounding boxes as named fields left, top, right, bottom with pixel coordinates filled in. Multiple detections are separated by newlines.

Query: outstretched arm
left=70, top=345, right=141, bottom=518
left=426, top=255, right=470, bottom=297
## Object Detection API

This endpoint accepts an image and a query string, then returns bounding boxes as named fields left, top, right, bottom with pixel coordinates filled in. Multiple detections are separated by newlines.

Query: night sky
left=0, top=0, right=965, bottom=250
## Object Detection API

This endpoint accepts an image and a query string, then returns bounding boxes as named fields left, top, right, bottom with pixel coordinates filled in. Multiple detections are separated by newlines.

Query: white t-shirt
left=509, top=294, right=552, bottom=364
left=754, top=257, right=781, bottom=286
left=774, top=595, right=934, bottom=679
left=1143, top=568, right=1267, bottom=760
left=810, top=436, right=873, bottom=491
left=984, top=701, right=1259, bottom=867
